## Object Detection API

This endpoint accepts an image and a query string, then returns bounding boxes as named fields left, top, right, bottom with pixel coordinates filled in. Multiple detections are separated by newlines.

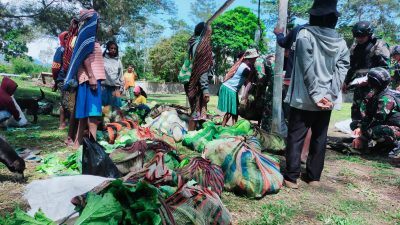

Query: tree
left=168, top=18, right=191, bottom=34
left=122, top=47, right=145, bottom=79
left=189, top=0, right=217, bottom=24
left=0, top=0, right=176, bottom=41
left=1, top=29, right=30, bottom=62
left=211, top=6, right=266, bottom=75
left=252, top=0, right=312, bottom=28
left=149, top=31, right=191, bottom=82
left=338, top=0, right=400, bottom=45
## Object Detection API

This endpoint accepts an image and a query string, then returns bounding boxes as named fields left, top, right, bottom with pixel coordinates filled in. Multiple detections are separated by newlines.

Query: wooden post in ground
left=271, top=0, right=288, bottom=134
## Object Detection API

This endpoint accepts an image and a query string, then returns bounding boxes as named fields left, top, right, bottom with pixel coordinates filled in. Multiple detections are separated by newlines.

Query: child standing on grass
left=124, top=65, right=137, bottom=105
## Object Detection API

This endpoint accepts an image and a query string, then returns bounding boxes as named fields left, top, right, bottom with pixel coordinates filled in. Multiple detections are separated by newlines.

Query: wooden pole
left=206, top=0, right=236, bottom=25
left=271, top=0, right=288, bottom=134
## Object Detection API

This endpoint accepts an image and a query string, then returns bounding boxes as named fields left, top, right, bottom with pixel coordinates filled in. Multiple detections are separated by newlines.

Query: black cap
left=309, top=0, right=340, bottom=17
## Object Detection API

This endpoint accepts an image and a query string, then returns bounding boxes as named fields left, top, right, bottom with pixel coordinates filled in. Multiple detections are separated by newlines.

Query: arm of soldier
left=371, top=42, right=391, bottom=68
left=274, top=27, right=292, bottom=49
left=358, top=99, right=371, bottom=134
left=255, top=58, right=266, bottom=80
left=370, top=95, right=396, bottom=127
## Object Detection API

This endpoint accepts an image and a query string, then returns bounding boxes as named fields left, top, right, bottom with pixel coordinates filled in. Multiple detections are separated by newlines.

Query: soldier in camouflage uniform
left=350, top=68, right=400, bottom=158
left=342, top=21, right=391, bottom=121
left=254, top=55, right=274, bottom=132
left=390, top=45, right=400, bottom=90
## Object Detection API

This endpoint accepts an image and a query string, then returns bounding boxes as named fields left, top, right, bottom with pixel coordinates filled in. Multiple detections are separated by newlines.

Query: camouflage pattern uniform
left=255, top=56, right=274, bottom=132
left=390, top=45, right=400, bottom=89
left=350, top=68, right=400, bottom=148
left=391, top=63, right=400, bottom=89
left=344, top=37, right=390, bottom=121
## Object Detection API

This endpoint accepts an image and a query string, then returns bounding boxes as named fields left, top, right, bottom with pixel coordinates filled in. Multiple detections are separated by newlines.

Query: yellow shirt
left=134, top=95, right=147, bottom=104
left=123, top=71, right=137, bottom=89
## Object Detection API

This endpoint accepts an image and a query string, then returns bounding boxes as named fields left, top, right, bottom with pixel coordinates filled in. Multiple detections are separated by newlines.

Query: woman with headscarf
left=52, top=31, right=68, bottom=129
left=102, top=41, right=124, bottom=112
left=185, top=22, right=213, bottom=131
left=218, top=48, right=259, bottom=126
left=65, top=9, right=105, bottom=149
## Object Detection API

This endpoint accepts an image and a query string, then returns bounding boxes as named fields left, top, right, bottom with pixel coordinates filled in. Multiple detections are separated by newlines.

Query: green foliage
left=9, top=57, right=50, bottom=75
left=212, top=7, right=266, bottom=55
left=168, top=18, right=191, bottom=34
left=339, top=0, right=400, bottom=44
left=253, top=0, right=313, bottom=27
left=337, top=26, right=354, bottom=48
left=75, top=192, right=123, bottom=225
left=0, top=208, right=55, bottom=225
left=248, top=200, right=296, bottom=225
left=149, top=31, right=191, bottom=82
left=76, top=180, right=162, bottom=225
left=189, top=0, right=217, bottom=24
left=122, top=46, right=145, bottom=78
left=1, top=0, right=175, bottom=41
left=211, top=7, right=266, bottom=76
left=2, top=29, right=29, bottom=61
left=0, top=64, right=13, bottom=73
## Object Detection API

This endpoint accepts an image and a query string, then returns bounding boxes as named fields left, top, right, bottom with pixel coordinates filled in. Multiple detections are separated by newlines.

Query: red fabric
left=59, top=31, right=68, bottom=47
left=223, top=56, right=245, bottom=82
left=0, top=77, right=19, bottom=120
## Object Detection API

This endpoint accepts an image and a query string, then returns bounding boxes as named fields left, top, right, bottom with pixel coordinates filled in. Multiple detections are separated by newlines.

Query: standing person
left=253, top=53, right=274, bottom=131
left=102, top=41, right=124, bottom=112
left=185, top=22, right=213, bottom=131
left=342, top=21, right=390, bottom=121
left=72, top=10, right=105, bottom=149
left=390, top=45, right=400, bottom=90
left=64, top=10, right=102, bottom=146
left=51, top=31, right=68, bottom=129
left=284, top=0, right=350, bottom=189
left=123, top=65, right=138, bottom=105
left=274, top=24, right=311, bottom=163
left=218, top=48, right=259, bottom=126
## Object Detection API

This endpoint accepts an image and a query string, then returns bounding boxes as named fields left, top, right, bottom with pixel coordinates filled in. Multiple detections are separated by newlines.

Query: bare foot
left=58, top=123, right=66, bottom=130
left=64, top=137, right=74, bottom=146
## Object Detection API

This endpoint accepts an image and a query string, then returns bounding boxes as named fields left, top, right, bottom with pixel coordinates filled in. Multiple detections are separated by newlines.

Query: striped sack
left=204, top=137, right=283, bottom=199
left=164, top=182, right=232, bottom=225
left=176, top=157, right=224, bottom=196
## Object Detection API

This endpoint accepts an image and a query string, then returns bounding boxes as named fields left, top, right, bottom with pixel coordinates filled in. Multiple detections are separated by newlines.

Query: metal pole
left=271, top=0, right=288, bottom=134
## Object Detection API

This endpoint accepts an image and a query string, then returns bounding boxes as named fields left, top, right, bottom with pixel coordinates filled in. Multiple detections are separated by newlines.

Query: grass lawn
left=0, top=78, right=399, bottom=224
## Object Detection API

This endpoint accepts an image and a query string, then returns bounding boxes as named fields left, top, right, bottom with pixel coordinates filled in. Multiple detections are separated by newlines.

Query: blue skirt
left=75, top=81, right=102, bottom=119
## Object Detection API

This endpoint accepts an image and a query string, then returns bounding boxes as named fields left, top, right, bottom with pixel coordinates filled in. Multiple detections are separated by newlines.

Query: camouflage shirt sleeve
left=371, top=40, right=390, bottom=68
left=361, top=94, right=396, bottom=131
left=255, top=57, right=266, bottom=80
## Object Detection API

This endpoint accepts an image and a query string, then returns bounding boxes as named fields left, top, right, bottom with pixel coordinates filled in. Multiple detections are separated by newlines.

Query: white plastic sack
left=24, top=175, right=113, bottom=222
left=146, top=110, right=188, bottom=142
left=334, top=119, right=354, bottom=137
left=2, top=96, right=28, bottom=127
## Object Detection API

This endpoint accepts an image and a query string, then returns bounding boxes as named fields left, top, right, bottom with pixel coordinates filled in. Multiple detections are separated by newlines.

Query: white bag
left=24, top=175, right=113, bottom=222
left=2, top=96, right=28, bottom=127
